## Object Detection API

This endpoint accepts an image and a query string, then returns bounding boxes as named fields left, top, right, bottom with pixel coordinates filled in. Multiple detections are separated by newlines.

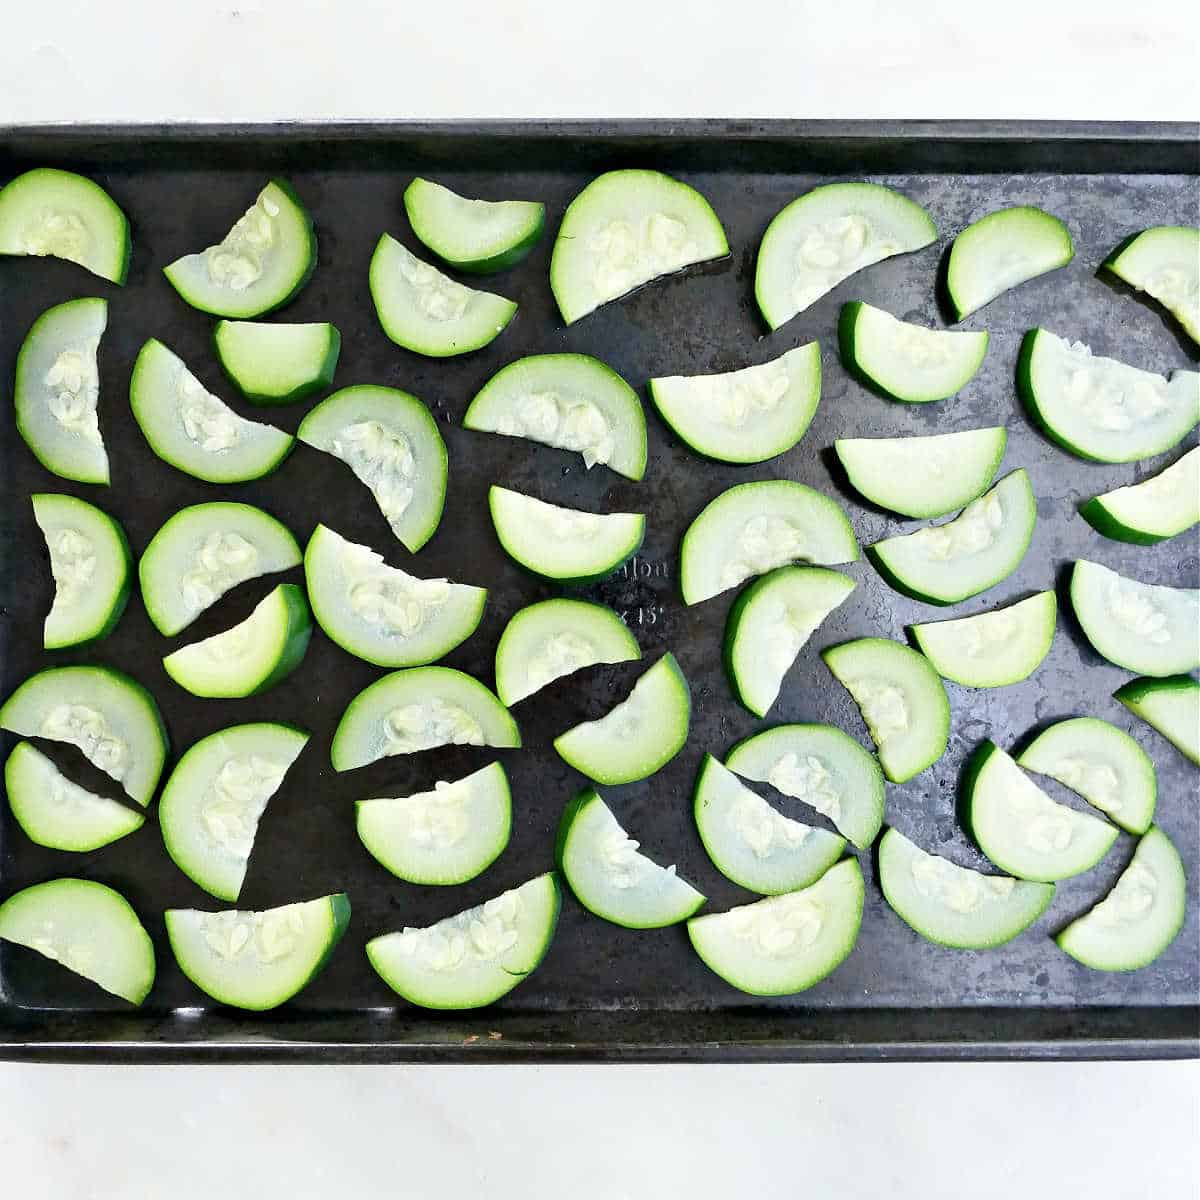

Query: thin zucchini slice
left=164, top=179, right=315, bottom=318
left=693, top=755, right=846, bottom=895
left=488, top=486, right=644, bottom=585
left=15, top=297, right=110, bottom=484
left=464, top=353, right=647, bottom=480
left=166, top=894, right=349, bottom=1011
left=724, top=566, right=855, bottom=718
left=553, top=653, right=689, bottom=786
left=1080, top=447, right=1200, bottom=544
left=878, top=827, right=1054, bottom=950
left=557, top=788, right=705, bottom=929
left=213, top=320, right=340, bottom=405
left=868, top=470, right=1036, bottom=606
left=550, top=169, right=728, bottom=325
left=297, top=384, right=447, bottom=552
left=1057, top=826, right=1186, bottom=971
left=1070, top=560, right=1199, bottom=677
left=687, top=859, right=864, bottom=996
left=162, top=583, right=312, bottom=699
left=680, top=480, right=859, bottom=606
left=647, top=342, right=820, bottom=464
left=755, top=183, right=936, bottom=331
left=822, top=637, right=950, bottom=783
left=1102, top=225, right=1199, bottom=345
left=404, top=178, right=545, bottom=274
left=331, top=666, right=519, bottom=772
left=0, top=665, right=167, bottom=806
left=962, top=741, right=1118, bottom=883
left=834, top=427, right=1007, bottom=519
left=494, top=598, right=640, bottom=707
left=356, top=762, right=511, bottom=886
left=838, top=301, right=988, bottom=402
left=130, top=339, right=293, bottom=483
left=0, top=167, right=130, bottom=283
left=0, top=878, right=154, bottom=1004
left=159, top=722, right=309, bottom=902
left=947, top=206, right=1073, bottom=321
left=910, top=591, right=1057, bottom=689
left=5, top=741, right=144, bottom=852
left=369, top=234, right=516, bottom=357
left=139, top=501, right=301, bottom=637
left=1017, top=329, right=1199, bottom=463
left=32, top=492, right=131, bottom=649
left=1114, top=675, right=1200, bottom=765
left=1018, top=717, right=1156, bottom=835
left=366, top=873, right=560, bottom=1010
left=305, top=524, right=486, bottom=669
left=726, top=724, right=885, bottom=850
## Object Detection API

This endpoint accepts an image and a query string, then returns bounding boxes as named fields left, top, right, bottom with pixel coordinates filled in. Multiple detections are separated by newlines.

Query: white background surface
left=2, top=2, right=1199, bottom=1197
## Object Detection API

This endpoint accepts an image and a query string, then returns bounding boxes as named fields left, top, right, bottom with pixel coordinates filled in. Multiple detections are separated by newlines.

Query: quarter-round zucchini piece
left=1070, top=560, right=1199, bottom=677
left=822, top=637, right=950, bottom=783
left=647, top=342, right=820, bottom=464
left=331, top=666, right=520, bottom=772
left=687, top=858, right=864, bottom=996
left=488, top=486, right=644, bottom=585
left=1101, top=225, right=1199, bottom=345
left=550, top=169, right=728, bottom=325
left=32, top=492, right=131, bottom=649
left=680, top=480, right=858, bottom=606
left=947, top=206, right=1073, bottom=321
left=0, top=167, right=130, bottom=283
left=297, top=384, right=447, bottom=552
left=834, top=427, right=1007, bottom=520
left=158, top=722, right=309, bottom=902
left=139, top=501, right=301, bottom=637
left=130, top=339, right=293, bottom=483
left=1018, top=717, right=1156, bottom=835
left=5, top=742, right=144, bottom=852
left=553, top=653, right=689, bottom=786
left=305, top=525, right=485, bottom=670
left=367, top=873, right=560, bottom=1010
left=213, top=320, right=340, bottom=405
left=163, top=583, right=312, bottom=699
left=163, top=179, right=315, bottom=318
left=755, top=183, right=936, bottom=331
left=1056, top=825, right=1186, bottom=971
left=166, top=894, right=349, bottom=1011
left=557, top=788, right=705, bottom=929
left=0, top=878, right=154, bottom=1004
left=404, top=178, right=545, bottom=274
left=356, top=762, right=511, bottom=886
left=15, top=297, right=110, bottom=484
left=878, top=827, right=1054, bottom=950
left=868, top=470, right=1036, bottom=606
left=1017, top=329, right=1199, bottom=463
left=1114, top=675, right=1200, bottom=765
left=494, top=598, right=640, bottom=707
left=464, top=353, right=647, bottom=480
left=693, top=755, right=846, bottom=895
left=910, top=591, right=1057, bottom=689
left=370, top=233, right=516, bottom=357
left=0, top=665, right=167, bottom=806
left=962, top=741, right=1118, bottom=883
left=838, top=301, right=988, bottom=402
left=724, top=566, right=855, bottom=718
left=725, top=724, right=885, bottom=850
left=1080, top=447, right=1200, bottom=544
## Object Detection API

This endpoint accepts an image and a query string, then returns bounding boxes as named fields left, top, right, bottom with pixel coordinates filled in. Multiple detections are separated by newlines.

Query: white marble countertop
left=2, top=2, right=1197, bottom=1196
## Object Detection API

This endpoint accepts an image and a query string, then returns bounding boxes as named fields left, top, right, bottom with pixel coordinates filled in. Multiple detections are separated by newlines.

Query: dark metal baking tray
left=1, top=121, right=1197, bottom=1062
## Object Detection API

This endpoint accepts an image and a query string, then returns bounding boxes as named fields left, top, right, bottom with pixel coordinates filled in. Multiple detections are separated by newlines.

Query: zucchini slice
left=1080, top=447, right=1200, bottom=544
left=213, top=320, right=340, bottom=405
left=1102, top=225, right=1199, bottom=345
left=1114, top=675, right=1200, bottom=765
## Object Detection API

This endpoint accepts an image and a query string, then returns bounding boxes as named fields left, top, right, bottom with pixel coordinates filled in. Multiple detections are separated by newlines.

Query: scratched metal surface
left=0, top=124, right=1196, bottom=1060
